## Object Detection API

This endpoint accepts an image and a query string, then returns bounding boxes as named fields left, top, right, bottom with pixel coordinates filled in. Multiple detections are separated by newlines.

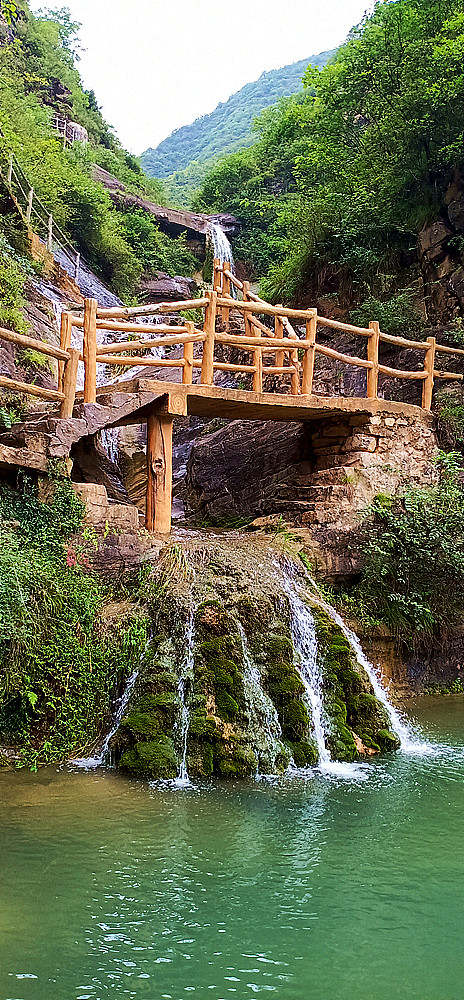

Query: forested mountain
left=141, top=52, right=333, bottom=181
left=195, top=0, right=464, bottom=331
left=0, top=1, right=196, bottom=299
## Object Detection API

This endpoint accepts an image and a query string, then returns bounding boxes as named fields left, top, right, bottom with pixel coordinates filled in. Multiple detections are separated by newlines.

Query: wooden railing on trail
left=3, top=254, right=464, bottom=431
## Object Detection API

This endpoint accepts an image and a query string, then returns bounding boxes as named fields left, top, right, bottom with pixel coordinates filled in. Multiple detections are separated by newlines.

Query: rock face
left=110, top=536, right=399, bottom=780
left=418, top=170, right=464, bottom=322
left=137, top=272, right=198, bottom=302
left=185, top=409, right=438, bottom=579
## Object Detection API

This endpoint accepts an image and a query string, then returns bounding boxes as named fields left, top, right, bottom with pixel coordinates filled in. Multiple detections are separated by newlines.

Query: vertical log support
left=183, top=321, right=194, bottom=385
left=422, top=335, right=436, bottom=410
left=275, top=308, right=284, bottom=368
left=47, top=214, right=53, bottom=252
left=221, top=268, right=230, bottom=326
left=26, top=187, right=33, bottom=225
left=243, top=281, right=253, bottom=339
left=145, top=413, right=173, bottom=534
left=302, top=311, right=316, bottom=395
left=83, top=297, right=98, bottom=403
left=253, top=344, right=263, bottom=393
left=367, top=320, right=380, bottom=399
left=201, top=290, right=217, bottom=385
left=58, top=311, right=73, bottom=393
left=213, top=258, right=222, bottom=294
left=60, top=348, right=80, bottom=418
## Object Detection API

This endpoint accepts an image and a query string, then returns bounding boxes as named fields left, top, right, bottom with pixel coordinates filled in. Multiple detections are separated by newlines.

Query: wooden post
left=422, top=335, right=436, bottom=409
left=367, top=320, right=380, bottom=399
left=146, top=413, right=173, bottom=534
left=26, top=187, right=33, bottom=225
left=58, top=311, right=73, bottom=393
left=243, top=281, right=254, bottom=339
left=201, top=290, right=217, bottom=385
left=183, top=321, right=194, bottom=385
left=60, top=348, right=80, bottom=418
left=213, top=258, right=222, bottom=294
left=275, top=307, right=284, bottom=368
left=221, top=269, right=230, bottom=326
left=253, top=346, right=263, bottom=393
left=47, top=214, right=53, bottom=252
left=83, top=297, right=98, bottom=403
left=290, top=346, right=300, bottom=395
left=302, top=312, right=316, bottom=395
left=7, top=155, right=13, bottom=187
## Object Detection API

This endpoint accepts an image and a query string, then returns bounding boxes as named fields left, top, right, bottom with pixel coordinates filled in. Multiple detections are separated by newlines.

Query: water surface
left=1, top=698, right=463, bottom=1000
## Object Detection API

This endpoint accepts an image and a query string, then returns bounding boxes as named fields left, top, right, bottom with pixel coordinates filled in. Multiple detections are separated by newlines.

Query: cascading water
left=207, top=220, right=234, bottom=270
left=320, top=603, right=431, bottom=754
left=174, top=614, right=195, bottom=785
left=284, top=581, right=331, bottom=765
left=72, top=668, right=139, bottom=769
left=237, top=623, right=284, bottom=773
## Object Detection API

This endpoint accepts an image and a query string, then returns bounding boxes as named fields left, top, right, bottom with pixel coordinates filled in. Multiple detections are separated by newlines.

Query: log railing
left=4, top=263, right=464, bottom=421
left=0, top=323, right=79, bottom=417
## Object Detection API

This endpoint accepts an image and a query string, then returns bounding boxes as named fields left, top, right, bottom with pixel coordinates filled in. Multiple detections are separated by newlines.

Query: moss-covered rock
left=313, top=607, right=400, bottom=759
left=119, top=735, right=177, bottom=779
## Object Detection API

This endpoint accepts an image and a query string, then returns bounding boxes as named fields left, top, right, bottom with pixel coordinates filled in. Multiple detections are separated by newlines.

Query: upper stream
left=1, top=697, right=463, bottom=1000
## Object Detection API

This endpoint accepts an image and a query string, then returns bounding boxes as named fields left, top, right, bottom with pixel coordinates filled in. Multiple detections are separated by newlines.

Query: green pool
left=1, top=698, right=463, bottom=1000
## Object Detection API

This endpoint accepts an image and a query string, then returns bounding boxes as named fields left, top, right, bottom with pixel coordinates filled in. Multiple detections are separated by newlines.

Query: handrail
left=0, top=322, right=79, bottom=417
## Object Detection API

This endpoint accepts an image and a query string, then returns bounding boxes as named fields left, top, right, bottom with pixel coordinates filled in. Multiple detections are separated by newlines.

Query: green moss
left=312, top=606, right=400, bottom=759
left=120, top=710, right=160, bottom=739
left=291, top=738, right=318, bottom=767
left=119, top=736, right=177, bottom=779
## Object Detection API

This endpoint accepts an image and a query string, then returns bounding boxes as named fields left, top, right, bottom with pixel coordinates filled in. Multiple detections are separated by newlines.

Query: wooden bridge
left=1, top=259, right=464, bottom=533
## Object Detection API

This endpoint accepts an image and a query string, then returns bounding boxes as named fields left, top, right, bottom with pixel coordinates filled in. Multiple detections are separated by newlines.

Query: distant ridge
left=141, top=51, right=334, bottom=180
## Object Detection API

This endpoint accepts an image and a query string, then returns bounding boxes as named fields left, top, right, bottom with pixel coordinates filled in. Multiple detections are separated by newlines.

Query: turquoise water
left=1, top=698, right=463, bottom=1000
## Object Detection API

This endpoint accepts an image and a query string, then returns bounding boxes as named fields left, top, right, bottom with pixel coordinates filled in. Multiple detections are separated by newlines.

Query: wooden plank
left=0, top=376, right=64, bottom=401
left=302, top=315, right=316, bottom=395
left=316, top=315, right=372, bottom=336
left=215, top=332, right=308, bottom=351
left=0, top=324, right=69, bottom=361
left=316, top=343, right=374, bottom=369
left=96, top=298, right=209, bottom=319
left=434, top=342, right=464, bottom=358
left=95, top=332, right=205, bottom=355
left=60, top=348, right=80, bottom=418
left=379, top=331, right=429, bottom=350
left=96, top=320, right=189, bottom=335
left=146, top=413, right=173, bottom=534
left=182, top=322, right=194, bottom=385
left=378, top=364, right=427, bottom=379
left=275, top=308, right=284, bottom=367
left=83, top=298, right=98, bottom=404
left=216, top=296, right=318, bottom=321
left=422, top=336, right=436, bottom=409
left=201, top=290, right=217, bottom=385
left=96, top=356, right=185, bottom=367
left=367, top=320, right=380, bottom=398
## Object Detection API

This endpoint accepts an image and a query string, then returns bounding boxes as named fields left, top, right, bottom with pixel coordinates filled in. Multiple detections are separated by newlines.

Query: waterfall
left=237, top=623, right=284, bottom=774
left=174, top=614, right=195, bottom=785
left=72, top=669, right=139, bottom=769
left=285, top=582, right=331, bottom=765
left=207, top=220, right=234, bottom=269
left=319, top=603, right=430, bottom=754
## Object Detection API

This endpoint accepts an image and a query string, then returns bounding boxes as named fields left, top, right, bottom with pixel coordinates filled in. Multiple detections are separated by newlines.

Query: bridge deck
left=107, top=378, right=426, bottom=423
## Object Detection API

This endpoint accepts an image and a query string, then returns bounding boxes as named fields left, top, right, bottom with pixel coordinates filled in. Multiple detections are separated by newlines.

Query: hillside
left=141, top=52, right=334, bottom=181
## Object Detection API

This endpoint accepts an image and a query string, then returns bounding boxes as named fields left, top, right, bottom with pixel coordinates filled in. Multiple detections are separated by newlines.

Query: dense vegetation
left=342, top=453, right=464, bottom=647
left=141, top=54, right=332, bottom=181
left=0, top=1, right=196, bottom=298
left=0, top=472, right=148, bottom=767
left=196, top=0, right=464, bottom=321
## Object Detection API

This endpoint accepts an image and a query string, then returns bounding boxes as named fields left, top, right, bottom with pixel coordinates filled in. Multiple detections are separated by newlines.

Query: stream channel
left=1, top=697, right=463, bottom=1000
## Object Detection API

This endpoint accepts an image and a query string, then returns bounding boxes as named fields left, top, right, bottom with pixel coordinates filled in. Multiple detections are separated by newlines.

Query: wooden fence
left=2, top=258, right=464, bottom=422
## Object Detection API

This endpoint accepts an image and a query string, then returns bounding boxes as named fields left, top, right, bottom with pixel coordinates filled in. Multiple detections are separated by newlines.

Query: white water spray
left=207, top=221, right=234, bottom=269
left=285, top=582, right=330, bottom=765
left=238, top=623, right=284, bottom=773
left=174, top=615, right=195, bottom=785
left=72, top=668, right=139, bottom=769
